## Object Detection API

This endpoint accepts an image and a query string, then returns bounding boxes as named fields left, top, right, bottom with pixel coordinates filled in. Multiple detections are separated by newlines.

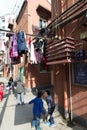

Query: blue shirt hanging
left=17, top=31, right=28, bottom=54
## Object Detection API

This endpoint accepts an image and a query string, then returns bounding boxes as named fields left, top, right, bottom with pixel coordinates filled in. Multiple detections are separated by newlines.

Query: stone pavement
left=0, top=90, right=86, bottom=130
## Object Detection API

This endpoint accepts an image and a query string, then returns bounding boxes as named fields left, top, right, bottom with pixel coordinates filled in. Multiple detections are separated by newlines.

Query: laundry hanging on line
left=1, top=29, right=47, bottom=69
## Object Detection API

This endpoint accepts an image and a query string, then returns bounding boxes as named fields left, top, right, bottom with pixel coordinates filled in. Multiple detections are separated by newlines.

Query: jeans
left=17, top=92, right=24, bottom=104
left=48, top=106, right=55, bottom=124
left=31, top=116, right=41, bottom=130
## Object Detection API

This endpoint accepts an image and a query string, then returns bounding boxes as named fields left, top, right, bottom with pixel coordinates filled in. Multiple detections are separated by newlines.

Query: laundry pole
left=0, top=28, right=48, bottom=39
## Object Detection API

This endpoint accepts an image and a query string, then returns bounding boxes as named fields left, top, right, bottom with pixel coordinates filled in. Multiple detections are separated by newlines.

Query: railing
left=48, top=0, right=87, bottom=38
left=46, top=37, right=75, bottom=65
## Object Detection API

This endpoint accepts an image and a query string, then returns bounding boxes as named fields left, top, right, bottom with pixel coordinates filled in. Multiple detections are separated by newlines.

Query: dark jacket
left=46, top=95, right=55, bottom=109
left=8, top=77, right=13, bottom=86
left=29, top=97, right=46, bottom=116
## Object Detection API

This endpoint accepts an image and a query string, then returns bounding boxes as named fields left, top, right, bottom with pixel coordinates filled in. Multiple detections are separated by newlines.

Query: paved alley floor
left=0, top=90, right=86, bottom=130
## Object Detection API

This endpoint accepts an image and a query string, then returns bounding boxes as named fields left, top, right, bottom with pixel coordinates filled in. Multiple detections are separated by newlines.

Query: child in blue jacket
left=29, top=91, right=46, bottom=130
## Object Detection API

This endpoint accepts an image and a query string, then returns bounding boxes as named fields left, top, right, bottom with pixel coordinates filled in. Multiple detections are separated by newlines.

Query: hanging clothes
left=30, top=42, right=37, bottom=64
left=5, top=47, right=11, bottom=65
left=11, top=56, right=21, bottom=65
left=9, top=33, right=21, bottom=65
left=33, top=40, right=41, bottom=64
left=17, top=31, right=28, bottom=54
left=34, top=48, right=41, bottom=63
left=34, top=39, right=47, bottom=71
left=12, top=33, right=18, bottom=57
left=9, top=36, right=14, bottom=58
left=26, top=37, right=31, bottom=63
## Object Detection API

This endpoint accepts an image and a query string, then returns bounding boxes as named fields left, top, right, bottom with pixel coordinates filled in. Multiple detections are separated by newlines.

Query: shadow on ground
left=14, top=103, right=33, bottom=125
left=66, top=120, right=86, bottom=130
left=0, top=92, right=9, bottom=126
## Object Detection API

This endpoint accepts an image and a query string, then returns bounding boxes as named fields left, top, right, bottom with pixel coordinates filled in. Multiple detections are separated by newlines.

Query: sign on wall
left=73, top=62, right=87, bottom=85
left=75, top=50, right=85, bottom=60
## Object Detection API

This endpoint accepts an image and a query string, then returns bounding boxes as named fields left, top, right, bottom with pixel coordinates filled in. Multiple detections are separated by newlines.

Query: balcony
left=46, top=37, right=75, bottom=65
left=48, top=0, right=87, bottom=37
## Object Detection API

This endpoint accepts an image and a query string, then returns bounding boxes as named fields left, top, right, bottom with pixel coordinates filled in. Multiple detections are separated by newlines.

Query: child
left=29, top=91, right=46, bottom=130
left=8, top=77, right=13, bottom=93
left=0, top=82, right=4, bottom=101
left=43, top=90, right=56, bottom=127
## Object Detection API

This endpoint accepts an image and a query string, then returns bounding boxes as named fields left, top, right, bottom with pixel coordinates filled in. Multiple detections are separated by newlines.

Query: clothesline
left=0, top=28, right=47, bottom=39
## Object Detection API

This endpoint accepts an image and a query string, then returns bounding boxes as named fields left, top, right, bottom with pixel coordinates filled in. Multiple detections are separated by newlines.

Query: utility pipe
left=69, top=63, right=72, bottom=121
left=63, top=64, right=69, bottom=119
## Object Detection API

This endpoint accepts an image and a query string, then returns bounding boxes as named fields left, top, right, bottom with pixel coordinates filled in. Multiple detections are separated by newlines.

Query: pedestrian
left=43, top=90, right=56, bottom=127
left=0, top=82, right=4, bottom=101
left=8, top=77, right=13, bottom=93
left=29, top=91, right=46, bottom=130
left=14, top=77, right=25, bottom=105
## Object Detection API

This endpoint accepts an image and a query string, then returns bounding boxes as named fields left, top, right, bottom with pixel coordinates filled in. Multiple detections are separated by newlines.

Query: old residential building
left=14, top=0, right=51, bottom=90
left=46, top=0, right=87, bottom=127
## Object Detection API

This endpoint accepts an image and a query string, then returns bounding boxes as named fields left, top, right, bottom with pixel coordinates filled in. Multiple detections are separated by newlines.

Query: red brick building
left=46, top=0, right=87, bottom=127
left=14, top=0, right=51, bottom=90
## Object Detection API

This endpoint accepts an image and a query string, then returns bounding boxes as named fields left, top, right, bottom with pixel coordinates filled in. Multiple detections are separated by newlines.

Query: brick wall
left=26, top=64, right=51, bottom=88
left=50, top=0, right=87, bottom=127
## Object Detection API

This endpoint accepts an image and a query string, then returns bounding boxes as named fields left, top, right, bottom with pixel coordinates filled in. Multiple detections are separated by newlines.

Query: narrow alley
left=0, top=89, right=86, bottom=130
left=0, top=1, right=87, bottom=129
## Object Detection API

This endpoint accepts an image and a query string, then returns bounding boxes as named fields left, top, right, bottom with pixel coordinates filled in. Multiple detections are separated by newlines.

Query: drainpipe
left=64, top=64, right=69, bottom=119
left=69, top=63, right=72, bottom=121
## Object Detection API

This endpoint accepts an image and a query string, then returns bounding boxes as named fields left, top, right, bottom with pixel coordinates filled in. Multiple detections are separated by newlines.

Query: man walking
left=14, top=77, right=25, bottom=105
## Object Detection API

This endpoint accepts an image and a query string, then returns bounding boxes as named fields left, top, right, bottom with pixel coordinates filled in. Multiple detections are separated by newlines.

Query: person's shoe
left=44, top=121, right=50, bottom=125
left=16, top=103, right=20, bottom=106
left=22, top=102, right=25, bottom=105
left=36, top=128, right=42, bottom=130
left=49, top=123, right=56, bottom=127
left=31, top=126, right=35, bottom=130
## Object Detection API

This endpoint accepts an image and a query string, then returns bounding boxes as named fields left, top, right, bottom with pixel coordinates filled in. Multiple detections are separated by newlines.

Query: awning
left=36, top=5, right=51, bottom=20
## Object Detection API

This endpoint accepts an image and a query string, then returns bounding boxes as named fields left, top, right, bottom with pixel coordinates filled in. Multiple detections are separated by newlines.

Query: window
left=1, top=17, right=5, bottom=23
left=2, top=18, right=5, bottom=23
left=39, top=17, right=48, bottom=28
left=2, top=32, right=5, bottom=36
left=2, top=26, right=5, bottom=29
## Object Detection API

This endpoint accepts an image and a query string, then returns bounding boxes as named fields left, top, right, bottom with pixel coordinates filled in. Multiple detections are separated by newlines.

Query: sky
left=0, top=0, right=51, bottom=16
left=0, top=0, right=51, bottom=18
left=0, top=0, right=51, bottom=34
left=0, top=0, right=24, bottom=18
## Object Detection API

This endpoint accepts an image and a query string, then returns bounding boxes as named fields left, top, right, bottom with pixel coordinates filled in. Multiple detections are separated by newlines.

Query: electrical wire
left=8, top=0, right=24, bottom=18
left=0, top=28, right=48, bottom=39
left=14, top=0, right=25, bottom=18
left=10, top=0, right=19, bottom=14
